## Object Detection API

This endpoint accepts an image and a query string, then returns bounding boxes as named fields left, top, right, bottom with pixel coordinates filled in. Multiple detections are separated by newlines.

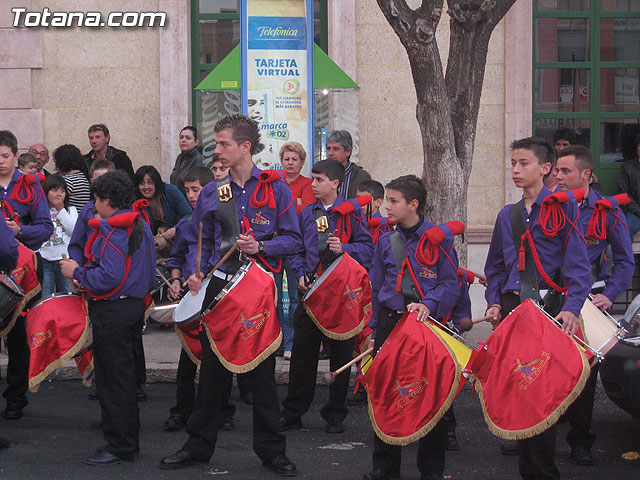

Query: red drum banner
left=26, top=294, right=91, bottom=392
left=364, top=312, right=468, bottom=445
left=1, top=243, right=40, bottom=336
left=202, top=261, right=281, bottom=373
left=175, top=321, right=202, bottom=366
left=467, top=299, right=590, bottom=440
left=303, top=253, right=371, bottom=340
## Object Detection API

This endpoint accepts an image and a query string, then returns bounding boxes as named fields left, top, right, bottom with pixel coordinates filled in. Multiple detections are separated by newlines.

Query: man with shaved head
left=29, top=143, right=51, bottom=177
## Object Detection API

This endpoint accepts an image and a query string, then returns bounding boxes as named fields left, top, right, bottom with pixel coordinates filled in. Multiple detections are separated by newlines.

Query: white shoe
left=283, top=351, right=291, bottom=360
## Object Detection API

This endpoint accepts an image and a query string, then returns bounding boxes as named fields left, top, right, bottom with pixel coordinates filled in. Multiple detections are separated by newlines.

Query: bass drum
left=600, top=300, right=640, bottom=421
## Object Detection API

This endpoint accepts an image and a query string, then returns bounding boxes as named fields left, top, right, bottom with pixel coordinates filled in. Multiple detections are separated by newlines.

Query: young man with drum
left=160, top=114, right=301, bottom=476
left=278, top=159, right=374, bottom=435
left=555, top=145, right=634, bottom=466
left=0, top=215, right=19, bottom=450
left=363, top=175, right=460, bottom=480
left=484, top=137, right=592, bottom=480
left=0, top=130, right=53, bottom=421
left=60, top=171, right=155, bottom=464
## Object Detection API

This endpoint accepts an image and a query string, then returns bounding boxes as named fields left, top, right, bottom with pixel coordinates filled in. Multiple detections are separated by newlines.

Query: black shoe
left=277, top=417, right=303, bottom=432
left=325, top=421, right=345, bottom=434
left=241, top=391, right=254, bottom=405
left=346, top=387, right=367, bottom=406
left=91, top=420, right=103, bottom=430
left=362, top=468, right=400, bottom=480
left=445, top=431, right=459, bottom=451
left=499, top=441, right=520, bottom=456
left=163, top=414, right=186, bottom=431
left=86, top=450, right=130, bottom=465
left=136, top=385, right=147, bottom=402
left=0, top=437, right=9, bottom=450
left=159, top=450, right=204, bottom=470
left=4, top=405, right=23, bottom=420
left=219, top=418, right=235, bottom=431
left=421, top=474, right=443, bottom=480
left=262, top=453, right=297, bottom=477
left=571, top=445, right=595, bottom=466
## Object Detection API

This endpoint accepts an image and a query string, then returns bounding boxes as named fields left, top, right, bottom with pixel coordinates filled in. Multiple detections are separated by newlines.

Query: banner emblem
left=238, top=310, right=270, bottom=340
left=316, top=215, right=329, bottom=232
left=343, top=285, right=363, bottom=310
left=514, top=352, right=550, bottom=390
left=218, top=184, right=233, bottom=202
left=394, top=377, right=429, bottom=409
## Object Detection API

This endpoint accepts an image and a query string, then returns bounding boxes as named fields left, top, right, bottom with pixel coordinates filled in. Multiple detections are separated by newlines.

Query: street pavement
left=1, top=355, right=640, bottom=478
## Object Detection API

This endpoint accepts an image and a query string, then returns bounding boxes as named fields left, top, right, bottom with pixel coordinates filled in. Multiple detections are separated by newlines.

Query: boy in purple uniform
left=363, top=175, right=459, bottom=480
left=61, top=171, right=155, bottom=464
left=484, top=137, right=591, bottom=480
left=0, top=130, right=53, bottom=420
left=160, top=114, right=300, bottom=476
left=278, top=159, right=374, bottom=435
left=555, top=145, right=634, bottom=466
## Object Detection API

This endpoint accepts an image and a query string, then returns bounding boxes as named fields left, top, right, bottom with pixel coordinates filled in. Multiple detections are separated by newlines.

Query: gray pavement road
left=1, top=380, right=639, bottom=480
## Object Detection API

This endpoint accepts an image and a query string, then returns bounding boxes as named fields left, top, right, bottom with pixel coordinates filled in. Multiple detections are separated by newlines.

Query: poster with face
left=244, top=0, right=313, bottom=171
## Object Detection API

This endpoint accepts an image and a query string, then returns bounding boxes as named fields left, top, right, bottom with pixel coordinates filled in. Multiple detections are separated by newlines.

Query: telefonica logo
left=257, top=26, right=299, bottom=39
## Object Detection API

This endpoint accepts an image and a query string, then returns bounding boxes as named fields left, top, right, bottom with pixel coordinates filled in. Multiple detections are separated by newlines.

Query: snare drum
left=0, top=271, right=24, bottom=335
left=578, top=299, right=626, bottom=359
left=171, top=276, right=212, bottom=325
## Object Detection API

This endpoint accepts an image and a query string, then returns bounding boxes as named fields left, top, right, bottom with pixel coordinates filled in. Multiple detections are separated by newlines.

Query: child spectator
left=17, top=153, right=38, bottom=175
left=40, top=174, right=78, bottom=296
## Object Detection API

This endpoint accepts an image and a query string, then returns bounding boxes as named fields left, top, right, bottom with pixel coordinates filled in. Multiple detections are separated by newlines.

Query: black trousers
left=134, top=316, right=146, bottom=385
left=2, top=252, right=43, bottom=410
left=501, top=292, right=560, bottom=480
left=281, top=303, right=354, bottom=425
left=90, top=297, right=144, bottom=460
left=182, top=276, right=285, bottom=462
left=566, top=359, right=598, bottom=449
left=371, top=307, right=447, bottom=476
left=170, top=348, right=198, bottom=421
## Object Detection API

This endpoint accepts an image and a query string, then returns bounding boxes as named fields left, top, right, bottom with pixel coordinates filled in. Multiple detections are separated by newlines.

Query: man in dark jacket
left=617, top=133, right=640, bottom=240
left=83, top=124, right=135, bottom=181
left=327, top=130, right=371, bottom=199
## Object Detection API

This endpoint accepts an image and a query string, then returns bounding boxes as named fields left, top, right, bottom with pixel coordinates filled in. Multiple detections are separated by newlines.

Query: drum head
left=173, top=277, right=211, bottom=324
left=303, top=255, right=343, bottom=301
left=0, top=272, right=24, bottom=297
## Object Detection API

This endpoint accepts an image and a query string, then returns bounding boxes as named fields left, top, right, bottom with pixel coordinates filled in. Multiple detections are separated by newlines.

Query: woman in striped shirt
left=53, top=144, right=92, bottom=210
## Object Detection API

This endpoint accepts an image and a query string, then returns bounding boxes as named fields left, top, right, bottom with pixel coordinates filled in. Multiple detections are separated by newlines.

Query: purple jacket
left=185, top=166, right=301, bottom=277
left=0, top=216, right=19, bottom=271
left=484, top=186, right=591, bottom=317
left=368, top=217, right=459, bottom=339
left=0, top=170, right=53, bottom=251
left=166, top=215, right=192, bottom=272
left=73, top=209, right=156, bottom=300
left=68, top=199, right=95, bottom=265
left=579, top=188, right=634, bottom=303
left=289, top=195, right=374, bottom=280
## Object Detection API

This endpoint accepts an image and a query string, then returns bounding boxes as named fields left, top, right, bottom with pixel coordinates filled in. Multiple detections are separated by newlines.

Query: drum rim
left=303, top=254, right=344, bottom=300
left=0, top=272, right=25, bottom=296
left=172, top=276, right=211, bottom=324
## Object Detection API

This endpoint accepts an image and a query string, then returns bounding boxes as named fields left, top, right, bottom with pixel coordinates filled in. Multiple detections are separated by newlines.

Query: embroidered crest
left=343, top=285, right=364, bottom=310
left=251, top=211, right=270, bottom=225
left=30, top=330, right=53, bottom=349
left=316, top=215, right=329, bottom=232
left=514, top=352, right=550, bottom=390
left=419, top=267, right=437, bottom=279
left=393, top=377, right=429, bottom=409
left=217, top=184, right=232, bottom=202
left=238, top=310, right=270, bottom=340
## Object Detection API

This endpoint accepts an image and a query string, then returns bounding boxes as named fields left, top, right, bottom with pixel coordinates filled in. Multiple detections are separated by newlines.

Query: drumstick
left=195, top=222, right=203, bottom=278
left=181, top=228, right=254, bottom=288
left=322, top=347, right=374, bottom=384
left=459, top=314, right=495, bottom=332
left=155, top=268, right=173, bottom=290
left=61, top=254, right=78, bottom=293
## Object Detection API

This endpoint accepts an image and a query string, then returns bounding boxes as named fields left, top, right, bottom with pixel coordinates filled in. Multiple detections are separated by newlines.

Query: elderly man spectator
left=29, top=143, right=51, bottom=176
left=326, top=130, right=371, bottom=199
left=83, top=124, right=134, bottom=180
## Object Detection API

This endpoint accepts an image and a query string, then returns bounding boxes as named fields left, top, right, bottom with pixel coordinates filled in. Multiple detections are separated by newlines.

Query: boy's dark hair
left=53, top=144, right=85, bottom=173
left=557, top=144, right=594, bottom=173
left=134, top=165, right=164, bottom=199
left=552, top=128, right=577, bottom=146
left=88, top=124, right=110, bottom=137
left=44, top=174, right=70, bottom=209
left=214, top=114, right=263, bottom=156
left=385, top=175, right=426, bottom=214
left=311, top=159, right=345, bottom=183
left=91, top=170, right=136, bottom=210
left=181, top=126, right=198, bottom=140
left=510, top=137, right=554, bottom=166
left=357, top=180, right=384, bottom=200
left=0, top=130, right=18, bottom=154
left=89, top=159, right=115, bottom=177
left=18, top=153, right=37, bottom=168
left=184, top=165, right=215, bottom=187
